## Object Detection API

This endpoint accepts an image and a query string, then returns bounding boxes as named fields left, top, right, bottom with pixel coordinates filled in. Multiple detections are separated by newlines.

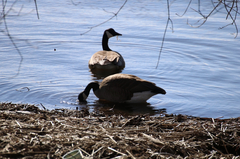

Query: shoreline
left=1, top=102, right=239, bottom=158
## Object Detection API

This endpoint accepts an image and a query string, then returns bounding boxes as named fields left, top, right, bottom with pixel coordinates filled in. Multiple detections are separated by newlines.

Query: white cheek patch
left=106, top=31, right=113, bottom=38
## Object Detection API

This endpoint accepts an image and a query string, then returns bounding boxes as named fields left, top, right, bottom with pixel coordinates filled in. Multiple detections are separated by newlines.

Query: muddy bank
left=0, top=103, right=239, bottom=158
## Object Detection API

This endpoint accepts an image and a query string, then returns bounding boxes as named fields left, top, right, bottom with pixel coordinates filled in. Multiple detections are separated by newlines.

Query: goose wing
left=89, top=51, right=124, bottom=67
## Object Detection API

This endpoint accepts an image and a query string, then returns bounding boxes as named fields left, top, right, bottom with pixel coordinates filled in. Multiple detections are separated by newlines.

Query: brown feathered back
left=88, top=51, right=125, bottom=69
left=94, top=74, right=164, bottom=103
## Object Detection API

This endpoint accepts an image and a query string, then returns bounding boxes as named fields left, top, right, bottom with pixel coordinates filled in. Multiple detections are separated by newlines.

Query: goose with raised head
left=78, top=74, right=166, bottom=103
left=88, top=28, right=125, bottom=73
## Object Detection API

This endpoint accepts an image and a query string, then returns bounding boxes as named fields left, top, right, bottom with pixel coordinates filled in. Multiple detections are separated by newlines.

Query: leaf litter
left=0, top=103, right=240, bottom=158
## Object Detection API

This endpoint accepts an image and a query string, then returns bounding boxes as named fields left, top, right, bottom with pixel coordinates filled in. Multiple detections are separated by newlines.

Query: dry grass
left=0, top=103, right=240, bottom=159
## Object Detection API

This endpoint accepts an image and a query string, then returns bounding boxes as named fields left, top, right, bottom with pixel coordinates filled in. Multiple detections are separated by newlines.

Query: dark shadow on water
left=78, top=100, right=166, bottom=117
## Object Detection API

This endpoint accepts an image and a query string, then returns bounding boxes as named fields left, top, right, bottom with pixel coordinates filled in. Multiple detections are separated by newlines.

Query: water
left=1, top=0, right=240, bottom=118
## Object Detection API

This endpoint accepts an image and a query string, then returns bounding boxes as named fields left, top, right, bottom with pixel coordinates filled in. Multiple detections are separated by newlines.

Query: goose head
left=105, top=28, right=122, bottom=38
left=102, top=28, right=122, bottom=51
left=78, top=82, right=99, bottom=102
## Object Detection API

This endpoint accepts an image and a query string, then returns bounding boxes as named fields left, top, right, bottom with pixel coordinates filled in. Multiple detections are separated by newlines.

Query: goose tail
left=152, top=87, right=166, bottom=95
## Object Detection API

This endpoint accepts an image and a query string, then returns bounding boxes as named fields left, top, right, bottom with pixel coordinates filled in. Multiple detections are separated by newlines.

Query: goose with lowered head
left=78, top=73, right=166, bottom=103
left=88, top=28, right=125, bottom=73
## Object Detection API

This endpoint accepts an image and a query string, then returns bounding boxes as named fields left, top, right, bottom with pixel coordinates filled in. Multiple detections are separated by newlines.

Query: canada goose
left=88, top=28, right=125, bottom=72
left=78, top=74, right=166, bottom=103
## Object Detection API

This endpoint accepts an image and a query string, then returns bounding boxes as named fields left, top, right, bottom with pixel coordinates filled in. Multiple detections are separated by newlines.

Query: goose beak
left=115, top=32, right=122, bottom=36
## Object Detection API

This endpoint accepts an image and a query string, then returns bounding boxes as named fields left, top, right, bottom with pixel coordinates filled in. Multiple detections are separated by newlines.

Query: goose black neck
left=84, top=82, right=100, bottom=96
left=102, top=32, right=111, bottom=51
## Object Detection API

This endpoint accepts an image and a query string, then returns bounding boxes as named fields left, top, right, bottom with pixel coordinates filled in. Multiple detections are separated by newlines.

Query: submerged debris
left=0, top=102, right=240, bottom=158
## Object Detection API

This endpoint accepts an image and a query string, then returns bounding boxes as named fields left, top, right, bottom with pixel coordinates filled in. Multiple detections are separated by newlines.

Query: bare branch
left=71, top=0, right=81, bottom=6
left=220, top=0, right=239, bottom=38
left=176, top=0, right=192, bottom=17
left=187, top=1, right=222, bottom=28
left=1, top=0, right=40, bottom=78
left=34, top=0, right=39, bottom=19
left=80, top=0, right=128, bottom=35
left=156, top=0, right=173, bottom=69
left=2, top=0, right=23, bottom=78
left=186, top=0, right=238, bottom=38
